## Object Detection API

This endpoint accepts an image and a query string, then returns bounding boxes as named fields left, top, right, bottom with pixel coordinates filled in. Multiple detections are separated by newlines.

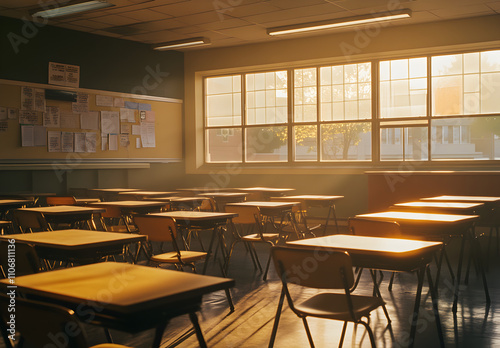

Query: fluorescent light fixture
left=153, top=37, right=211, bottom=50
left=32, top=0, right=114, bottom=19
left=267, top=9, right=412, bottom=36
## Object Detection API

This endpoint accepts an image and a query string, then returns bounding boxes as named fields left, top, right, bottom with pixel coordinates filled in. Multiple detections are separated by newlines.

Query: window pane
left=206, top=128, right=242, bottom=162
left=320, top=122, right=371, bottom=161
left=380, top=57, right=427, bottom=118
left=431, top=116, right=500, bottom=160
left=432, top=50, right=500, bottom=116
left=247, top=71, right=288, bottom=125
left=294, top=68, right=317, bottom=122
left=380, top=128, right=403, bottom=161
left=320, top=62, right=371, bottom=121
left=205, top=75, right=241, bottom=127
left=294, top=125, right=317, bottom=161
left=246, top=126, right=288, bottom=162
left=405, top=127, right=428, bottom=160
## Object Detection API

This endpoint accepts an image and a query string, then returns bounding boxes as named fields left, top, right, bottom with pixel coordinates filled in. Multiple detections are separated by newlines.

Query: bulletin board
left=0, top=79, right=183, bottom=165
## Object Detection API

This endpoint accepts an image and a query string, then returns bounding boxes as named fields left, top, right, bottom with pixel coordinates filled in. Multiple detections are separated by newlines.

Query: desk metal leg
left=470, top=227, right=491, bottom=306
left=323, top=204, right=339, bottom=235
left=426, top=265, right=445, bottom=348
left=189, top=312, right=208, bottom=348
left=452, top=231, right=467, bottom=313
left=152, top=320, right=169, bottom=348
left=268, top=288, right=286, bottom=348
left=409, top=267, right=425, bottom=348
left=201, top=228, right=217, bottom=275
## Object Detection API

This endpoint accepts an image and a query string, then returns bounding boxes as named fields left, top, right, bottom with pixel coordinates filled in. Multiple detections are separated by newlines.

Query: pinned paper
left=44, top=106, right=60, bottom=128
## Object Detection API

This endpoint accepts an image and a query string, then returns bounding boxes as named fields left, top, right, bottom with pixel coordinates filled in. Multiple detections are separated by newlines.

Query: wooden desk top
left=88, top=188, right=142, bottom=193
left=151, top=211, right=237, bottom=221
left=0, top=199, right=33, bottom=206
left=227, top=201, right=300, bottom=208
left=0, top=230, right=145, bottom=250
left=288, top=234, right=443, bottom=272
left=199, top=192, right=249, bottom=198
left=421, top=195, right=500, bottom=203
left=289, top=234, right=442, bottom=255
left=89, top=200, right=166, bottom=207
left=272, top=195, right=344, bottom=202
left=19, top=205, right=106, bottom=215
left=169, top=196, right=206, bottom=202
left=356, top=211, right=479, bottom=223
left=118, top=191, right=177, bottom=197
left=236, top=187, right=295, bottom=193
left=394, top=202, right=484, bottom=210
left=0, top=262, right=234, bottom=315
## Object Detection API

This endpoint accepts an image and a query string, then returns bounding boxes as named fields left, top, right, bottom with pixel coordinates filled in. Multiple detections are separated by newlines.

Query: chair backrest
left=348, top=217, right=402, bottom=238
left=0, top=294, right=89, bottom=348
left=46, top=196, right=77, bottom=206
left=272, top=246, right=354, bottom=290
left=225, top=205, right=262, bottom=225
left=11, top=209, right=50, bottom=233
left=197, top=198, right=217, bottom=212
left=133, top=214, right=177, bottom=242
left=0, top=240, right=40, bottom=278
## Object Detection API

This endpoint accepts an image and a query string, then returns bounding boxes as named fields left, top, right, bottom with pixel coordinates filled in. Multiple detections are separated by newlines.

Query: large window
left=204, top=49, right=500, bottom=165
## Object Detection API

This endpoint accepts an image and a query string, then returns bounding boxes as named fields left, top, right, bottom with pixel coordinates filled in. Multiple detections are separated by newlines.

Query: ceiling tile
left=91, top=14, right=142, bottom=26
left=431, top=4, right=494, bottom=18
left=243, top=3, right=343, bottom=24
left=154, top=0, right=218, bottom=17
left=128, top=18, right=188, bottom=31
left=270, top=0, right=330, bottom=10
left=119, top=9, right=171, bottom=21
left=178, top=11, right=226, bottom=25
left=196, top=18, right=253, bottom=31
left=67, top=19, right=111, bottom=30
left=127, top=30, right=186, bottom=43
left=216, top=24, right=268, bottom=40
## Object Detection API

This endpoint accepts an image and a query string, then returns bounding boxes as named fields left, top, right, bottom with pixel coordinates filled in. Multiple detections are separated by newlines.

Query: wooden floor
left=6, top=225, right=500, bottom=348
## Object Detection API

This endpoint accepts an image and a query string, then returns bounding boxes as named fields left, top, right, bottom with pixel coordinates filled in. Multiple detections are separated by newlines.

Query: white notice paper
left=140, top=121, right=156, bottom=148
left=44, top=106, right=60, bottom=128
left=86, top=132, right=97, bottom=153
left=62, top=132, right=74, bottom=152
left=0, top=107, right=6, bottom=120
left=19, top=111, right=39, bottom=125
left=34, top=126, right=47, bottom=146
left=109, top=134, right=118, bottom=151
left=74, top=132, right=86, bottom=153
left=120, top=108, right=135, bottom=122
left=72, top=92, right=89, bottom=113
left=21, top=86, right=34, bottom=110
left=96, top=95, right=114, bottom=107
left=21, top=126, right=34, bottom=146
left=120, top=134, right=129, bottom=147
left=101, top=135, right=108, bottom=151
left=8, top=108, right=18, bottom=120
left=48, top=62, right=66, bottom=86
left=60, top=112, right=79, bottom=129
left=0, top=121, right=7, bottom=132
left=65, top=64, right=80, bottom=88
left=136, top=138, right=141, bottom=148
left=114, top=98, right=125, bottom=108
left=47, top=131, right=61, bottom=152
left=145, top=110, right=155, bottom=122
left=100, top=111, right=119, bottom=134
left=35, top=89, right=46, bottom=112
left=80, top=111, right=99, bottom=130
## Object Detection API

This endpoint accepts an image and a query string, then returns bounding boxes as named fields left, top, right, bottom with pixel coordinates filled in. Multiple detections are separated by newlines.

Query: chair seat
left=281, top=223, right=322, bottom=233
left=93, top=344, right=132, bottom=348
left=151, top=250, right=207, bottom=263
left=295, top=293, right=384, bottom=321
left=242, top=233, right=279, bottom=242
